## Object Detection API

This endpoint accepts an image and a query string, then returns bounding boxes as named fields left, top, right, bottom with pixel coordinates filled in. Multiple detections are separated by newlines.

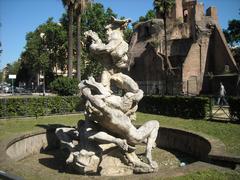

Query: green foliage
left=50, top=77, right=79, bottom=96
left=232, top=47, right=240, bottom=66
left=0, top=71, right=3, bottom=82
left=145, top=10, right=156, bottom=20
left=1, top=114, right=240, bottom=178
left=11, top=2, right=132, bottom=86
left=154, top=0, right=175, bottom=19
left=80, top=5, right=117, bottom=41
left=0, top=96, right=84, bottom=118
left=138, top=96, right=209, bottom=119
left=153, top=0, right=175, bottom=72
left=80, top=4, right=118, bottom=78
left=223, top=19, right=240, bottom=47
left=136, top=112, right=240, bottom=155
left=4, top=61, right=21, bottom=84
left=223, top=18, right=240, bottom=66
left=17, top=18, right=67, bottom=87
left=123, top=27, right=133, bottom=43
left=132, top=10, right=156, bottom=27
left=60, top=3, right=121, bottom=79
left=228, top=97, right=240, bottom=120
left=174, top=169, right=240, bottom=180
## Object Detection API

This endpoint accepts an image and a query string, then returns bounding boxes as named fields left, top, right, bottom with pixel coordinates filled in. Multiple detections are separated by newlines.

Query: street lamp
left=40, top=32, right=45, bottom=39
left=9, top=74, right=16, bottom=95
left=40, top=32, right=46, bottom=96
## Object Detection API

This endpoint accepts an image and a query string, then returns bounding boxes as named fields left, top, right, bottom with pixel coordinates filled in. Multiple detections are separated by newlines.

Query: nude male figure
left=79, top=79, right=159, bottom=168
left=84, top=17, right=131, bottom=89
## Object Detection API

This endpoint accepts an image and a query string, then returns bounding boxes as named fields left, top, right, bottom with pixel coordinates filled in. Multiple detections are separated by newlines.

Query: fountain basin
left=1, top=126, right=239, bottom=179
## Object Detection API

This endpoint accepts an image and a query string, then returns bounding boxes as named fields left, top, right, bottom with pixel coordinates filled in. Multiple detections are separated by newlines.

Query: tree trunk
left=163, top=16, right=172, bottom=71
left=67, top=3, right=74, bottom=78
left=76, top=13, right=81, bottom=82
left=43, top=71, right=46, bottom=96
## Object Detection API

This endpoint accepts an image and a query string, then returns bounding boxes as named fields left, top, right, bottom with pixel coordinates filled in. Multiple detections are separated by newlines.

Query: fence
left=1, top=95, right=238, bottom=121
left=136, top=81, right=182, bottom=96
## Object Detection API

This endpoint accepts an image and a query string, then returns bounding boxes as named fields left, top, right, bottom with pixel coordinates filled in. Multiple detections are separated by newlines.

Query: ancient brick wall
left=129, top=0, right=238, bottom=95
left=206, top=7, right=218, bottom=22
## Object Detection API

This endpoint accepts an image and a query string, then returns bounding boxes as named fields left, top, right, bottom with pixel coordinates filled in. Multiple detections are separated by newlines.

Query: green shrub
left=50, top=77, right=79, bottom=96
left=228, top=97, right=240, bottom=120
left=138, top=96, right=209, bottom=119
left=0, top=96, right=84, bottom=118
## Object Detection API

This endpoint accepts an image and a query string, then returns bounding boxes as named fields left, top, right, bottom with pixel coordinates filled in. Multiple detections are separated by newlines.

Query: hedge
left=228, top=97, right=240, bottom=120
left=138, top=96, right=209, bottom=119
left=0, top=96, right=84, bottom=118
left=50, top=77, right=79, bottom=96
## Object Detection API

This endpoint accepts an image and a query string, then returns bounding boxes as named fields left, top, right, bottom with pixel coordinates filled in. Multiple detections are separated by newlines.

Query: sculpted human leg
left=87, top=131, right=135, bottom=152
left=126, top=120, right=159, bottom=168
left=101, top=70, right=112, bottom=90
left=55, top=127, right=79, bottom=163
left=55, top=127, right=78, bottom=150
left=111, top=73, right=139, bottom=93
left=81, top=80, right=159, bottom=169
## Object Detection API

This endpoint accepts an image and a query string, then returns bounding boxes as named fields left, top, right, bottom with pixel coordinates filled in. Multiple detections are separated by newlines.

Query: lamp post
left=9, top=74, right=16, bottom=95
left=40, top=32, right=46, bottom=96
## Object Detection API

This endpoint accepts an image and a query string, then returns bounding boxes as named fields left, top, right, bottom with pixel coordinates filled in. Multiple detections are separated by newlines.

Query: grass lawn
left=0, top=112, right=240, bottom=155
left=136, top=112, right=240, bottom=156
left=0, top=112, right=240, bottom=179
left=166, top=169, right=240, bottom=180
left=0, top=114, right=83, bottom=140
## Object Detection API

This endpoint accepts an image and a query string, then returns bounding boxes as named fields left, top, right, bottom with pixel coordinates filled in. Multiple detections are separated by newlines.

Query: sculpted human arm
left=82, top=88, right=105, bottom=110
left=92, top=39, right=122, bottom=54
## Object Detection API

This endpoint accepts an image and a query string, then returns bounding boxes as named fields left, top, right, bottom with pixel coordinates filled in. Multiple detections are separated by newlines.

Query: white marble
left=56, top=17, right=159, bottom=175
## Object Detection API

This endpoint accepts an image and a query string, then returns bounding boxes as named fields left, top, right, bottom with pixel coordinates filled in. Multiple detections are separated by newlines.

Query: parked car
left=3, top=86, right=11, bottom=93
left=0, top=82, right=11, bottom=93
left=15, top=87, right=25, bottom=93
left=14, top=87, right=32, bottom=95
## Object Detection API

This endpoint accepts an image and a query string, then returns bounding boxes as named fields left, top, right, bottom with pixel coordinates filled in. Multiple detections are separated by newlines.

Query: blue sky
left=0, top=0, right=239, bottom=70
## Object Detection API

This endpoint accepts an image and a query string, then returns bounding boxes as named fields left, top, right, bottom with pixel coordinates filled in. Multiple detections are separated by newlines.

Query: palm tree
left=154, top=0, right=175, bottom=73
left=62, top=0, right=74, bottom=78
left=74, top=0, right=91, bottom=82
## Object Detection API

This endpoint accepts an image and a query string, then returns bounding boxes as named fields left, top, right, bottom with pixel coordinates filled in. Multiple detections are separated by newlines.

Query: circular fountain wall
left=2, top=126, right=230, bottom=179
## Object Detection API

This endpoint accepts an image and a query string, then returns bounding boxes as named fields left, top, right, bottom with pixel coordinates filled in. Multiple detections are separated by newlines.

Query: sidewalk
left=0, top=93, right=56, bottom=98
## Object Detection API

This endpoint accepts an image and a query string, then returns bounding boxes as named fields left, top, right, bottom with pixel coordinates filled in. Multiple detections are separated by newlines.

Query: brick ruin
left=128, top=0, right=239, bottom=95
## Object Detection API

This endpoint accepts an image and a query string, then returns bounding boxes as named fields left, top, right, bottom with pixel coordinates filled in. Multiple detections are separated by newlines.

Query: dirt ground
left=1, top=146, right=195, bottom=180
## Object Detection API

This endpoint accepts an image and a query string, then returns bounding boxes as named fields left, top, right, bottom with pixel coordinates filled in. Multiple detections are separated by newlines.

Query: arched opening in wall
left=187, top=76, right=198, bottom=95
left=183, top=9, right=188, bottom=23
left=224, top=64, right=230, bottom=73
left=144, top=26, right=150, bottom=38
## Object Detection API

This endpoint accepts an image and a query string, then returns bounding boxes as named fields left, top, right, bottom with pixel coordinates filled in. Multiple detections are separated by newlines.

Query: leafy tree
left=18, top=18, right=67, bottom=88
left=50, top=76, right=79, bottom=96
left=16, top=2, right=127, bottom=90
left=81, top=4, right=118, bottom=78
left=4, top=61, right=21, bottom=85
left=74, top=0, right=91, bottom=82
left=232, top=47, right=240, bottom=67
left=123, top=28, right=133, bottom=43
left=16, top=52, right=36, bottom=86
left=0, top=42, right=2, bottom=83
left=60, top=3, right=121, bottom=79
left=62, top=0, right=75, bottom=78
left=223, top=19, right=240, bottom=67
left=60, top=3, right=118, bottom=79
left=154, top=0, right=175, bottom=73
left=0, top=71, right=3, bottom=82
left=119, top=16, right=133, bottom=43
left=132, top=9, right=156, bottom=27
left=223, top=19, right=240, bottom=47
